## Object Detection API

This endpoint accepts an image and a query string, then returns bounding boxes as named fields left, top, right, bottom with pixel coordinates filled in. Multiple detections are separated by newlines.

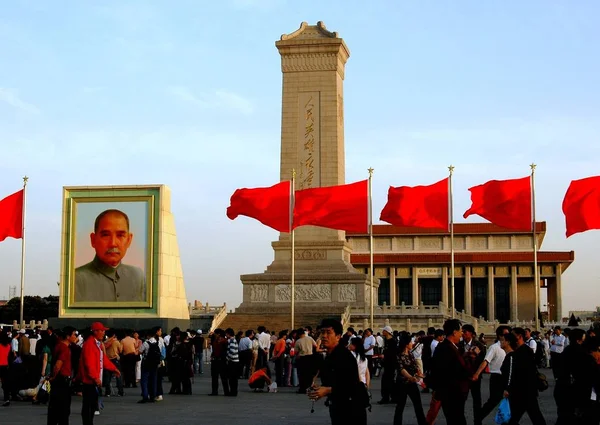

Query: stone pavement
left=0, top=369, right=558, bottom=425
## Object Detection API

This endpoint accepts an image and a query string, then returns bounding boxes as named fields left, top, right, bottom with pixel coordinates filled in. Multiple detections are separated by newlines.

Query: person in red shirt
left=77, top=322, right=120, bottom=425
left=0, top=330, right=13, bottom=407
left=272, top=330, right=288, bottom=388
left=47, top=326, right=78, bottom=425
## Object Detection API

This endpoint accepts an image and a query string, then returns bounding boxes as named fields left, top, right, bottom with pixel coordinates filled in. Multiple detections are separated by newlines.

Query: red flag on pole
left=463, top=176, right=532, bottom=231
left=293, top=180, right=368, bottom=233
left=562, top=175, right=600, bottom=237
left=380, top=178, right=449, bottom=230
left=226, top=181, right=291, bottom=232
left=0, top=189, right=24, bottom=242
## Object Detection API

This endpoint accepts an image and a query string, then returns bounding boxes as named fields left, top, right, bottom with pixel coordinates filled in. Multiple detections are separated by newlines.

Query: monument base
left=48, top=317, right=190, bottom=333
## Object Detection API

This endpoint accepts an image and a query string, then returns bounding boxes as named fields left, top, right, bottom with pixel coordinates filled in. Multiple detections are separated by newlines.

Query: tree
left=0, top=295, right=58, bottom=324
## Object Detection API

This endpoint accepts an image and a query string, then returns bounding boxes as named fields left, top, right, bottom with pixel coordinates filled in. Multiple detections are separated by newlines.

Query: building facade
left=347, top=222, right=573, bottom=323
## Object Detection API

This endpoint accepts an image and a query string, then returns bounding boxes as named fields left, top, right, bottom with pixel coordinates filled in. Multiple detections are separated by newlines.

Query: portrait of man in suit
left=74, top=209, right=145, bottom=303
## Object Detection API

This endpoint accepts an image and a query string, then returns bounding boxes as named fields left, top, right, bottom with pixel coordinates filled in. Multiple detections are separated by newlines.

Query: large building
left=347, top=222, right=573, bottom=323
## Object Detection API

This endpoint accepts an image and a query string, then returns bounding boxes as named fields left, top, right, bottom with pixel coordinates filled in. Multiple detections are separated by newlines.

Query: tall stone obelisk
left=233, top=22, right=377, bottom=327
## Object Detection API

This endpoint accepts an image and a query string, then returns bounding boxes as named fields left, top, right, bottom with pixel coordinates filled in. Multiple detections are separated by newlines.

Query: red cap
left=91, top=322, right=109, bottom=331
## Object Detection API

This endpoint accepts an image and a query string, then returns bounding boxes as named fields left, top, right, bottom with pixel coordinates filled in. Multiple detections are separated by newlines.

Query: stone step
left=219, top=311, right=343, bottom=334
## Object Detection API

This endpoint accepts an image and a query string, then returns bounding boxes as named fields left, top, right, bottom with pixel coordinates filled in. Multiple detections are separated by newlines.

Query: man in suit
left=75, top=209, right=145, bottom=303
left=430, top=319, right=471, bottom=425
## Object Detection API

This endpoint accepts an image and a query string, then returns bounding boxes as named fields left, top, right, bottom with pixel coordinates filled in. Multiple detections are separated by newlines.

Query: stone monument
left=51, top=184, right=190, bottom=330
left=224, top=22, right=378, bottom=331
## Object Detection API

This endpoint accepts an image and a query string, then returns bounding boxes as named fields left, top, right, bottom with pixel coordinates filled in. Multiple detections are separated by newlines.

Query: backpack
left=143, top=341, right=161, bottom=369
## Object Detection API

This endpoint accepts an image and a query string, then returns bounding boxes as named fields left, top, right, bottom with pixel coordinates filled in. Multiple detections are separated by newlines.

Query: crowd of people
left=1, top=319, right=600, bottom=425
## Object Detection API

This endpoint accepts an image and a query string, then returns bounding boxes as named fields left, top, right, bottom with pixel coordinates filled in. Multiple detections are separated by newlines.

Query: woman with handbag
left=393, top=332, right=427, bottom=425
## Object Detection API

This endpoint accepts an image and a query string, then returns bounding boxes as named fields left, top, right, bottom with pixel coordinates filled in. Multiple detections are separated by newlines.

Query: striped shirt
left=227, top=337, right=239, bottom=362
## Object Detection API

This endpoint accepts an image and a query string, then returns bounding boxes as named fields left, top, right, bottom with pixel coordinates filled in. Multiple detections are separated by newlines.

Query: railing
left=340, top=305, right=352, bottom=329
left=210, top=304, right=228, bottom=332
left=5, top=319, right=49, bottom=331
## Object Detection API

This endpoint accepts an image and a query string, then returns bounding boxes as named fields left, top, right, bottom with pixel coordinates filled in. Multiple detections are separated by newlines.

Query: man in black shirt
left=192, top=330, right=205, bottom=374
left=378, top=325, right=398, bottom=404
left=308, top=318, right=367, bottom=425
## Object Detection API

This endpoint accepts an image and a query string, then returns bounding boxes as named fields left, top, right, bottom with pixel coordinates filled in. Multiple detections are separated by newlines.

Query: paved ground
left=0, top=368, right=559, bottom=425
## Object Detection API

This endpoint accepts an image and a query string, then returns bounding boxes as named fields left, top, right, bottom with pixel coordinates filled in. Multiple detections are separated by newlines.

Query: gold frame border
left=66, top=195, right=155, bottom=309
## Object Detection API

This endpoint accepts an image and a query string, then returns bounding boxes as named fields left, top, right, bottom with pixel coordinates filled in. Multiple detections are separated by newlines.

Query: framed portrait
left=61, top=186, right=160, bottom=310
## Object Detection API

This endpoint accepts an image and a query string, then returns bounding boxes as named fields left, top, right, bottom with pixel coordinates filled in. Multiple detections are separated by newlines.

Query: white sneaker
left=155, top=395, right=163, bottom=401
left=94, top=411, right=100, bottom=416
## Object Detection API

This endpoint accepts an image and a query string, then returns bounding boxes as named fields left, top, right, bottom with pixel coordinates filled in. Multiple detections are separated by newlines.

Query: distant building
left=347, top=222, right=573, bottom=323
left=568, top=308, right=600, bottom=321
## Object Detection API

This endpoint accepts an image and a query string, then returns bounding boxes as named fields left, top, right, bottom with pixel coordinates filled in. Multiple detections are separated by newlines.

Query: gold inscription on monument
left=297, top=92, right=321, bottom=189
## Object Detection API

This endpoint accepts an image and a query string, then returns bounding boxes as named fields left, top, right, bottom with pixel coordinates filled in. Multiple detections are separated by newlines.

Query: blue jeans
left=194, top=353, right=203, bottom=374
left=141, top=368, right=157, bottom=401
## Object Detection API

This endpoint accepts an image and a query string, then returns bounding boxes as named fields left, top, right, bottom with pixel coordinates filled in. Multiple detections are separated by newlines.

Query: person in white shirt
left=541, top=332, right=551, bottom=368
left=349, top=337, right=370, bottom=389
left=472, top=325, right=511, bottom=424
left=550, top=326, right=566, bottom=375
left=362, top=329, right=376, bottom=378
left=430, top=329, right=444, bottom=356
left=524, top=328, right=537, bottom=353
left=412, top=331, right=425, bottom=376
left=256, top=326, right=271, bottom=369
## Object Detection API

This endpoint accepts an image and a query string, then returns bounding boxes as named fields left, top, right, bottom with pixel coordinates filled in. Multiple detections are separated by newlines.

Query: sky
left=1, top=1, right=599, bottom=317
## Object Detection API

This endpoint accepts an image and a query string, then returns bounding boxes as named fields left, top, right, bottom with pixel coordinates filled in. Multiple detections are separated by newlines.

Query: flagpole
left=368, top=167, right=374, bottom=330
left=531, top=164, right=540, bottom=330
left=291, top=170, right=296, bottom=331
left=449, top=166, right=455, bottom=319
left=19, top=176, right=28, bottom=328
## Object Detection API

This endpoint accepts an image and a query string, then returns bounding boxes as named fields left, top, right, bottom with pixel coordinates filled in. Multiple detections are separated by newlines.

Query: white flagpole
left=368, top=167, right=374, bottom=330
left=291, top=170, right=296, bottom=331
left=449, top=166, right=455, bottom=319
left=19, top=176, right=28, bottom=328
left=531, top=163, right=540, bottom=330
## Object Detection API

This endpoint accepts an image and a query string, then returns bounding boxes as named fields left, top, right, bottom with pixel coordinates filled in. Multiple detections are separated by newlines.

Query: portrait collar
left=92, top=255, right=121, bottom=280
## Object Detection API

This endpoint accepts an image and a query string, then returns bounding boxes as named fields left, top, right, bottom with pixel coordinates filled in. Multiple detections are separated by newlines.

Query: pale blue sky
left=1, top=1, right=599, bottom=316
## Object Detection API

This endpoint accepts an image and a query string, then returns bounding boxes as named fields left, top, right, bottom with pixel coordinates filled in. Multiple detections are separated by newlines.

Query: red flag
left=0, top=189, right=24, bottom=242
left=380, top=178, right=449, bottom=230
left=293, top=180, right=368, bottom=233
left=226, top=181, right=291, bottom=232
left=463, top=176, right=532, bottom=231
left=562, top=175, right=600, bottom=237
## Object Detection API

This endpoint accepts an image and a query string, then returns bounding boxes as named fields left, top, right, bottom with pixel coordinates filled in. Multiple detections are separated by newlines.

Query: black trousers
left=554, top=380, right=574, bottom=425
left=394, top=382, right=427, bottom=425
left=441, top=395, right=467, bottom=425
left=296, top=355, right=313, bottom=392
left=329, top=401, right=367, bottom=425
left=121, top=354, right=138, bottom=387
left=274, top=356, right=285, bottom=387
left=47, top=377, right=71, bottom=425
left=211, top=359, right=229, bottom=395
left=381, top=365, right=395, bottom=402
left=551, top=352, right=564, bottom=376
left=479, top=373, right=504, bottom=422
left=508, top=395, right=547, bottom=425
left=0, top=366, right=10, bottom=402
left=239, top=350, right=252, bottom=379
left=366, top=355, right=374, bottom=379
left=227, top=361, right=239, bottom=396
left=468, top=377, right=483, bottom=425
left=81, top=384, right=98, bottom=425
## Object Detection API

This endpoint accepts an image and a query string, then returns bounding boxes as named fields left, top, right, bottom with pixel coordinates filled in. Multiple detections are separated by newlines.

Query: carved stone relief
left=518, top=266, right=533, bottom=276
left=495, top=266, right=509, bottom=277
left=375, top=238, right=392, bottom=251
left=493, top=236, right=510, bottom=249
left=541, top=266, right=554, bottom=276
left=472, top=266, right=486, bottom=277
left=295, top=249, right=326, bottom=260
left=339, top=284, right=357, bottom=302
left=419, top=237, right=442, bottom=250
left=396, top=267, right=411, bottom=278
left=250, top=285, right=268, bottom=302
left=453, top=237, right=466, bottom=250
left=471, top=237, right=488, bottom=250
left=350, top=239, right=369, bottom=252
left=275, top=284, right=332, bottom=302
left=396, top=238, right=413, bottom=250
left=375, top=267, right=389, bottom=278
left=516, top=236, right=532, bottom=249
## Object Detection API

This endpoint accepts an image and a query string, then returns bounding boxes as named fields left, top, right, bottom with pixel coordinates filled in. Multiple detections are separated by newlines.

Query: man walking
left=78, top=322, right=120, bottom=425
left=225, top=328, right=239, bottom=397
left=47, top=326, right=78, bottom=425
